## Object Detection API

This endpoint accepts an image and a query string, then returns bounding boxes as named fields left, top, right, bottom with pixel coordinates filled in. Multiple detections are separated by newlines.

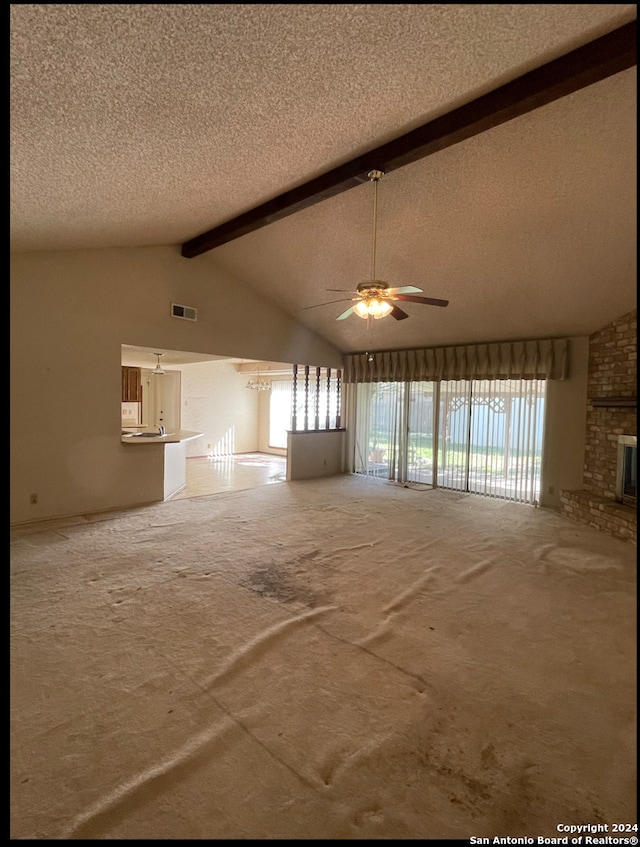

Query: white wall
left=287, top=430, right=345, bottom=480
left=180, top=360, right=260, bottom=457
left=140, top=368, right=182, bottom=433
left=10, top=246, right=344, bottom=524
left=539, top=336, right=589, bottom=509
left=168, top=362, right=290, bottom=458
left=163, top=442, right=188, bottom=500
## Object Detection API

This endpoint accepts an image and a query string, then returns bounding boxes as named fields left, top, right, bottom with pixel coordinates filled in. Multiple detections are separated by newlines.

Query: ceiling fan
left=302, top=169, right=449, bottom=321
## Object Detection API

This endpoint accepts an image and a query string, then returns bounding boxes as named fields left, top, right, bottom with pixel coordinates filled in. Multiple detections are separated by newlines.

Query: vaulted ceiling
left=10, top=4, right=637, bottom=356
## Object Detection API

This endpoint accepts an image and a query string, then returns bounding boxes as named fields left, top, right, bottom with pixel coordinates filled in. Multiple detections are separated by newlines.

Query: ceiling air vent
left=171, top=302, right=197, bottom=321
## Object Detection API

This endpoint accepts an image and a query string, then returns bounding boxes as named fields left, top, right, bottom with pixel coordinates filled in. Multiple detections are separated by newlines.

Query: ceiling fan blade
left=301, top=297, right=354, bottom=310
left=326, top=288, right=357, bottom=292
left=336, top=306, right=355, bottom=321
left=386, top=285, right=423, bottom=294
left=393, top=293, right=449, bottom=307
left=390, top=305, right=409, bottom=320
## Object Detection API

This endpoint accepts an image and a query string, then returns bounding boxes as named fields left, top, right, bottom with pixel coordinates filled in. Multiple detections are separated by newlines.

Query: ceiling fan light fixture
left=353, top=300, right=371, bottom=319
left=352, top=170, right=394, bottom=321
left=369, top=298, right=393, bottom=319
left=353, top=296, right=393, bottom=319
left=303, top=169, right=448, bottom=321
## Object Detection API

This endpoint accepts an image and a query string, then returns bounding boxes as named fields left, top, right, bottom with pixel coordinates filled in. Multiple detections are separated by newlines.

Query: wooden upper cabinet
left=121, top=367, right=142, bottom=402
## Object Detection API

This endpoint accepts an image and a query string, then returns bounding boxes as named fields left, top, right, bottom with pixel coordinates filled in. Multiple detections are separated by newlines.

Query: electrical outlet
left=29, top=493, right=38, bottom=504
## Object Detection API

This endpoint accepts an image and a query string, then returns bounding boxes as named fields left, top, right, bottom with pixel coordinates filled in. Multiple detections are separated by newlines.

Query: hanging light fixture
left=245, top=363, right=271, bottom=391
left=152, top=353, right=165, bottom=375
left=245, top=377, right=271, bottom=391
left=353, top=297, right=393, bottom=319
left=353, top=170, right=394, bottom=320
left=302, top=169, right=449, bottom=322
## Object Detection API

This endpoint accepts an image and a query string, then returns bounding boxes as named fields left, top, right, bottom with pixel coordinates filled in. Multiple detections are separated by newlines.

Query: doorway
left=169, top=453, right=287, bottom=500
left=353, top=378, right=546, bottom=504
left=121, top=344, right=294, bottom=499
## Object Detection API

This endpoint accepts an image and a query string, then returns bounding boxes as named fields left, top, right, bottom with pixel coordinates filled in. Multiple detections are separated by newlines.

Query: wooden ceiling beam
left=181, top=19, right=636, bottom=258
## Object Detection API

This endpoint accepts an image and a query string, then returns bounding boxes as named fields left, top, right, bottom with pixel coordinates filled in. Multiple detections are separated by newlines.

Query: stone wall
left=560, top=309, right=636, bottom=544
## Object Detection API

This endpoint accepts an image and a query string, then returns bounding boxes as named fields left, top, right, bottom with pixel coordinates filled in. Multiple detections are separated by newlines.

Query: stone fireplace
left=559, top=309, right=637, bottom=544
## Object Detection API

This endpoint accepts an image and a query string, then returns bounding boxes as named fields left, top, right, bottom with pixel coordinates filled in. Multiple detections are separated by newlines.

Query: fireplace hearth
left=559, top=308, right=636, bottom=543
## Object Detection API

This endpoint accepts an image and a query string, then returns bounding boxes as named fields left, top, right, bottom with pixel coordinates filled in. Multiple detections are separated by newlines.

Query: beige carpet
left=10, top=475, right=637, bottom=839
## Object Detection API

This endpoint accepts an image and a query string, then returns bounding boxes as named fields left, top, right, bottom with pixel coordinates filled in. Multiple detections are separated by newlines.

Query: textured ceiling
left=10, top=4, right=637, bottom=355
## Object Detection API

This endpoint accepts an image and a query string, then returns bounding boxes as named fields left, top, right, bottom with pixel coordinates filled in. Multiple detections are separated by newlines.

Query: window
left=269, top=370, right=343, bottom=447
left=269, top=379, right=293, bottom=448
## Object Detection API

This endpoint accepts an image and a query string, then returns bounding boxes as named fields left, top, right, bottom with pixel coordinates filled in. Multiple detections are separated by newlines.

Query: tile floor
left=169, top=452, right=288, bottom=500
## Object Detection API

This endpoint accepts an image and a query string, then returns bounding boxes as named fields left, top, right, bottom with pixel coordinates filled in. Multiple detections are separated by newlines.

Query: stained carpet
left=10, top=475, right=637, bottom=839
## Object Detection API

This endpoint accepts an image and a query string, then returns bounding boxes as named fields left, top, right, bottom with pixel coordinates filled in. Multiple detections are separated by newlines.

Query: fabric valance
left=343, top=338, right=569, bottom=383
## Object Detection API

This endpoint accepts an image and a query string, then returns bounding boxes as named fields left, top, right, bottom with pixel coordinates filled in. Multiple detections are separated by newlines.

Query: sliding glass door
left=406, top=382, right=436, bottom=485
left=353, top=382, right=405, bottom=479
left=354, top=378, right=545, bottom=504
left=437, top=380, right=470, bottom=491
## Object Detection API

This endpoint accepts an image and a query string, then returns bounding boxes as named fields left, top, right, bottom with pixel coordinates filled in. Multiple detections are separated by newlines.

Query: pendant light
left=152, top=353, right=165, bottom=375
left=245, top=362, right=271, bottom=391
left=353, top=170, right=393, bottom=319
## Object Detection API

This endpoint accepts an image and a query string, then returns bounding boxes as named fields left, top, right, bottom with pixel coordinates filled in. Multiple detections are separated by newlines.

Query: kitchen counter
left=121, top=429, right=202, bottom=444
left=121, top=430, right=203, bottom=500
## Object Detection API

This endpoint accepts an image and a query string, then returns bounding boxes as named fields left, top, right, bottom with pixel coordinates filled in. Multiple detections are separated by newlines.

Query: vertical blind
left=437, top=378, right=546, bottom=503
left=269, top=379, right=293, bottom=448
left=348, top=377, right=546, bottom=504
left=343, top=338, right=568, bottom=504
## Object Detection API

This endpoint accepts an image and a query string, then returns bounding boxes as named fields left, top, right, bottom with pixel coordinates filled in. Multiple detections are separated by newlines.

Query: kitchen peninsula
left=121, top=429, right=203, bottom=500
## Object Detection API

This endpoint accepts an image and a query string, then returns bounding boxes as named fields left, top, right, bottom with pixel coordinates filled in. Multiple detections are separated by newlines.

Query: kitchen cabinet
left=122, top=366, right=142, bottom=402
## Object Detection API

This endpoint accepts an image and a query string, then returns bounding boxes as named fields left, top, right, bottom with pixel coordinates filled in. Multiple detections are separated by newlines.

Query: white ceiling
left=10, top=4, right=637, bottom=355
left=120, top=344, right=289, bottom=371
left=120, top=345, right=239, bottom=369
